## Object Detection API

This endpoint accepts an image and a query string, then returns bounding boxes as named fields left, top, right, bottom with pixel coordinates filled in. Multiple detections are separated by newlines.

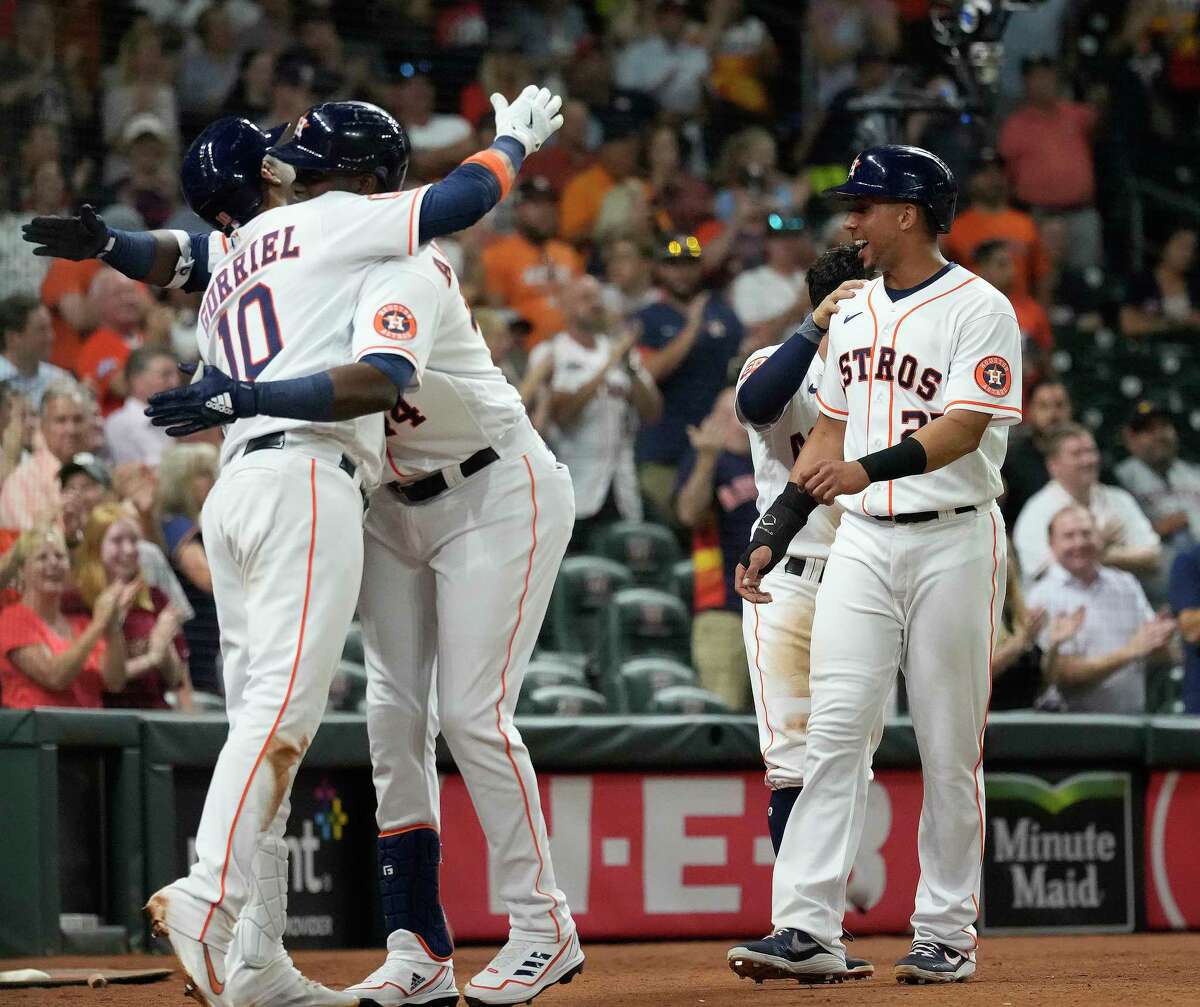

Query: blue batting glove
left=145, top=363, right=258, bottom=437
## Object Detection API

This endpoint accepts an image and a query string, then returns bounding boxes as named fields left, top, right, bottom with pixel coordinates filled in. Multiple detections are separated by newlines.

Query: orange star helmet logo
left=294, top=114, right=309, bottom=137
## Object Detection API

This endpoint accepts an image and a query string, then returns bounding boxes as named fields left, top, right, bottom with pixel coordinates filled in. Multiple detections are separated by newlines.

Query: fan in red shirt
left=0, top=527, right=134, bottom=709
left=67, top=503, right=191, bottom=711
left=998, top=55, right=1102, bottom=270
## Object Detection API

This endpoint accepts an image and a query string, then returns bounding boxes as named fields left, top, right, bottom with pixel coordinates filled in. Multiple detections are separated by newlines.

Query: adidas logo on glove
left=206, top=393, right=235, bottom=415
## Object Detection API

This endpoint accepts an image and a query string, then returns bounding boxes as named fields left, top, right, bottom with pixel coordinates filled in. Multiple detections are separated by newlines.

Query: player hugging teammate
left=734, top=145, right=1022, bottom=986
left=26, top=87, right=583, bottom=1007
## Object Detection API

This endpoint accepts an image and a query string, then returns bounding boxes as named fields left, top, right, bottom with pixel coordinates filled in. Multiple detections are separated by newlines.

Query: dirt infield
left=3, top=934, right=1199, bottom=1006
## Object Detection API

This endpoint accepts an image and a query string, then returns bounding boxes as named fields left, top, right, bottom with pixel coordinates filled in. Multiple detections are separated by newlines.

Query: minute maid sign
left=982, top=771, right=1135, bottom=933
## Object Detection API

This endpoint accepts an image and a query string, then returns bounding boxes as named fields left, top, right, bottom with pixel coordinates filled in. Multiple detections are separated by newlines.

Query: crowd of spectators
left=0, top=0, right=1198, bottom=717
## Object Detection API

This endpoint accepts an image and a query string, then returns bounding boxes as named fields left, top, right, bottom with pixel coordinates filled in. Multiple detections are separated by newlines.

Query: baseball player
left=96, top=94, right=560, bottom=1007
left=726, top=244, right=879, bottom=984
left=737, top=145, right=1021, bottom=984
left=142, top=105, right=583, bottom=1005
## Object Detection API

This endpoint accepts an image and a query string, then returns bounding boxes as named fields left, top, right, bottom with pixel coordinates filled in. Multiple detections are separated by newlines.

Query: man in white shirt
left=1027, top=504, right=1175, bottom=713
left=533, top=275, right=662, bottom=547
left=103, top=346, right=179, bottom=466
left=730, top=214, right=812, bottom=351
left=1116, top=402, right=1200, bottom=551
left=0, top=295, right=72, bottom=409
left=1014, top=422, right=1161, bottom=583
left=615, top=0, right=714, bottom=117
left=382, top=62, right=475, bottom=177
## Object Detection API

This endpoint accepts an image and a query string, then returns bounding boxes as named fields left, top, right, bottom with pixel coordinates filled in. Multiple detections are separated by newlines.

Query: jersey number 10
left=216, top=283, right=284, bottom=381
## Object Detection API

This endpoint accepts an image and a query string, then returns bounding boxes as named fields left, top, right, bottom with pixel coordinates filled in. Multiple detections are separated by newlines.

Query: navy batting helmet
left=825, top=145, right=958, bottom=234
left=181, top=118, right=284, bottom=235
left=267, top=101, right=410, bottom=193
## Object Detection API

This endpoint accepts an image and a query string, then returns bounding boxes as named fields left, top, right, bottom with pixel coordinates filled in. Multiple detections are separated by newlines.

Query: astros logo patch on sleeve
left=739, top=355, right=768, bottom=383
left=974, top=355, right=1011, bottom=397
left=374, top=303, right=417, bottom=341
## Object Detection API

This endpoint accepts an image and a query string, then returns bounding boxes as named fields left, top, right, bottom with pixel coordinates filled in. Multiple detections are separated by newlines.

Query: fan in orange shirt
left=558, top=108, right=644, bottom=244
left=40, top=257, right=104, bottom=374
left=482, top=175, right=584, bottom=348
left=974, top=239, right=1053, bottom=393
left=943, top=153, right=1050, bottom=302
left=76, top=269, right=152, bottom=416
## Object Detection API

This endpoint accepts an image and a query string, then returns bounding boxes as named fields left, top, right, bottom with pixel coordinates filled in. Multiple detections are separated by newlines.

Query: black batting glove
left=145, top=363, right=259, bottom=437
left=22, top=204, right=111, bottom=260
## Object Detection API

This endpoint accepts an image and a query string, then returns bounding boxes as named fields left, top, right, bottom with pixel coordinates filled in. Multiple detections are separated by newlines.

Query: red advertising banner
left=1145, top=770, right=1200, bottom=930
left=439, top=770, right=923, bottom=940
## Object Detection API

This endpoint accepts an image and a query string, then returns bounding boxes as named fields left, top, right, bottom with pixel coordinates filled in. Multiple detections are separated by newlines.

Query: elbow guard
left=739, top=482, right=819, bottom=576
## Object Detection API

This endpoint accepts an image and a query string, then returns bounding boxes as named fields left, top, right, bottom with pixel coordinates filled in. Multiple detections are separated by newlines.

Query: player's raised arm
left=268, top=90, right=564, bottom=261
left=22, top=205, right=216, bottom=292
left=736, top=278, right=865, bottom=427
left=414, top=85, right=563, bottom=243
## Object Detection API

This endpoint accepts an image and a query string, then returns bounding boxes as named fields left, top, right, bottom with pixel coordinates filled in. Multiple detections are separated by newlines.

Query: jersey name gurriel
left=815, top=264, right=1024, bottom=516
left=198, top=225, right=301, bottom=332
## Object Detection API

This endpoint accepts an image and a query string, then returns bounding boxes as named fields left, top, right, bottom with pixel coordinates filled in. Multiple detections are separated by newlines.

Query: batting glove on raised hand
left=491, top=84, right=564, bottom=156
left=145, top=363, right=258, bottom=437
left=22, top=204, right=111, bottom=260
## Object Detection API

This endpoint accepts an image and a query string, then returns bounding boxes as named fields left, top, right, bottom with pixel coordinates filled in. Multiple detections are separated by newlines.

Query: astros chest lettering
left=837, top=343, right=944, bottom=403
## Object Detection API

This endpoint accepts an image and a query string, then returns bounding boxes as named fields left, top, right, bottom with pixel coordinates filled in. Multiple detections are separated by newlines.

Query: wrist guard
left=738, top=482, right=818, bottom=576
left=858, top=436, right=927, bottom=483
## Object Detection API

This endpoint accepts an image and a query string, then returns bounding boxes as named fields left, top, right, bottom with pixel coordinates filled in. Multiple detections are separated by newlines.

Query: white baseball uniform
left=355, top=241, right=577, bottom=944
left=163, top=188, right=430, bottom=951
left=772, top=263, right=1021, bottom=956
left=735, top=346, right=840, bottom=790
left=735, top=343, right=887, bottom=924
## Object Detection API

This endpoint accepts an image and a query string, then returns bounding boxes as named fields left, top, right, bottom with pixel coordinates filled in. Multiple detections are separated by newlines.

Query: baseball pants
left=772, top=507, right=1005, bottom=955
left=744, top=557, right=886, bottom=918
left=166, top=445, right=364, bottom=948
left=359, top=446, right=576, bottom=942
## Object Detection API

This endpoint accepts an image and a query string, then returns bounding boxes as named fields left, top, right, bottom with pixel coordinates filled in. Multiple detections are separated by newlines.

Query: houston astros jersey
left=350, top=241, right=537, bottom=481
left=816, top=263, right=1022, bottom=516
left=195, top=186, right=430, bottom=481
left=735, top=345, right=839, bottom=560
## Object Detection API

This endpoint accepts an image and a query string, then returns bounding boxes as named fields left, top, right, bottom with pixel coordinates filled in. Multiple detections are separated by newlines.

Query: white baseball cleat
left=345, top=931, right=459, bottom=1006
left=463, top=930, right=584, bottom=1006
left=144, top=889, right=232, bottom=1007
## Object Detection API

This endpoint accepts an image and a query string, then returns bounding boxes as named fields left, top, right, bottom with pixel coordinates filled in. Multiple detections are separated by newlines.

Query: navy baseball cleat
left=727, top=929, right=850, bottom=984
left=893, top=940, right=976, bottom=984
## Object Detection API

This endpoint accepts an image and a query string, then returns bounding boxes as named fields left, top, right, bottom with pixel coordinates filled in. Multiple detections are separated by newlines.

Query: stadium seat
left=1147, top=664, right=1186, bottom=715
left=617, top=656, right=697, bottom=713
left=669, top=558, right=694, bottom=606
left=189, top=690, right=226, bottom=713
left=648, top=684, right=731, bottom=715
left=544, top=555, right=634, bottom=654
left=342, top=622, right=364, bottom=665
left=329, top=660, right=367, bottom=712
left=517, top=684, right=609, bottom=716
left=596, top=587, right=692, bottom=709
left=522, top=654, right=589, bottom=695
left=593, top=521, right=683, bottom=588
